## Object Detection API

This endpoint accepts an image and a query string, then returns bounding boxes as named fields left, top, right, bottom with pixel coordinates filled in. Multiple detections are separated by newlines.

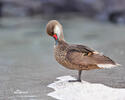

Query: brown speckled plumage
left=46, top=20, right=119, bottom=82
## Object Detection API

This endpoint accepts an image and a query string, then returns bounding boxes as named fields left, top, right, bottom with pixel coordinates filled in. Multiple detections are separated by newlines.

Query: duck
left=46, top=20, right=120, bottom=82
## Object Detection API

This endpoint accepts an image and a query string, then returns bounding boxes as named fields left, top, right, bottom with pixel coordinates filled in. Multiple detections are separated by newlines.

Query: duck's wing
left=66, top=45, right=118, bottom=68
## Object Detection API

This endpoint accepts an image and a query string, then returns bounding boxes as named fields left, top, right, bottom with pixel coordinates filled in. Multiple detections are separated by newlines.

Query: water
left=0, top=16, right=125, bottom=100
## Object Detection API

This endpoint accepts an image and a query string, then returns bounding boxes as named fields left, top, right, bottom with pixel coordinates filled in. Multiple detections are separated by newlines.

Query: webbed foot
left=68, top=79, right=81, bottom=82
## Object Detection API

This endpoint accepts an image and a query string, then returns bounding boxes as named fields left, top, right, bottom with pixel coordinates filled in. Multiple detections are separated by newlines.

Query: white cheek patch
left=54, top=25, right=61, bottom=37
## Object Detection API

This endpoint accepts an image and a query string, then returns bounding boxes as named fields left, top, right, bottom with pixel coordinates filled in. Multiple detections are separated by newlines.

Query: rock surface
left=48, top=76, right=125, bottom=100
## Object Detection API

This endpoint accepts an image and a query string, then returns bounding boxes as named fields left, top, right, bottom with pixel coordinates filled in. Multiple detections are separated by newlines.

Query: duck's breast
left=54, top=44, right=75, bottom=69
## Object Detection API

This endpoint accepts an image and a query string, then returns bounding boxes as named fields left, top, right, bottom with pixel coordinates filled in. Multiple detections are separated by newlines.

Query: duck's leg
left=78, top=70, right=82, bottom=82
left=69, top=70, right=82, bottom=82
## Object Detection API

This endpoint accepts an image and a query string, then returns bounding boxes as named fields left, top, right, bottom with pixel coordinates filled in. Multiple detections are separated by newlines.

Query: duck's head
left=46, top=20, right=64, bottom=44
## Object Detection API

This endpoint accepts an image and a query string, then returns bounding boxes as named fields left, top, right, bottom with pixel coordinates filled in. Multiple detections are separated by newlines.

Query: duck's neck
left=55, top=39, right=67, bottom=46
left=55, top=34, right=65, bottom=45
left=55, top=39, right=59, bottom=45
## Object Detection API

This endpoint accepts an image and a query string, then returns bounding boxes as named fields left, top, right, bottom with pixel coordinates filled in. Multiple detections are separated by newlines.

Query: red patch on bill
left=53, top=34, right=58, bottom=40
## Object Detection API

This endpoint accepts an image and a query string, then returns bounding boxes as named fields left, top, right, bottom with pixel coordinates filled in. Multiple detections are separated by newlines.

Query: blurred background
left=1, top=0, right=125, bottom=23
left=0, top=0, right=125, bottom=100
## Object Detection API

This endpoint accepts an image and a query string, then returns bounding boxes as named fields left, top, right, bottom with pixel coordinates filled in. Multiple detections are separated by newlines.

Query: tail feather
left=97, top=63, right=121, bottom=68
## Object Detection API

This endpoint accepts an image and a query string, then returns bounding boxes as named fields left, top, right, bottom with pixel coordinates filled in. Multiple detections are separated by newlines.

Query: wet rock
left=41, top=0, right=98, bottom=17
left=0, top=0, right=125, bottom=23
left=0, top=1, right=3, bottom=17
left=108, top=11, right=125, bottom=24
left=1, top=0, right=43, bottom=16
left=0, top=0, right=98, bottom=17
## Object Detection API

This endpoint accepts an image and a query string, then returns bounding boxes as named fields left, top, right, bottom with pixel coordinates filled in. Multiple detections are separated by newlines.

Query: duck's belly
left=54, top=50, right=76, bottom=70
left=55, top=56, right=76, bottom=70
left=55, top=54, right=99, bottom=70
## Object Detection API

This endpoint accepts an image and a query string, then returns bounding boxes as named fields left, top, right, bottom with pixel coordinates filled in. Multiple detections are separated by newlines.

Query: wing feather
left=66, top=45, right=116, bottom=67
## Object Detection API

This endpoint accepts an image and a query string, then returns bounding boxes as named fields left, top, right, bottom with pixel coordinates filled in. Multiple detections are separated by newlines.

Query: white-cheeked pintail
left=46, top=20, right=120, bottom=82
